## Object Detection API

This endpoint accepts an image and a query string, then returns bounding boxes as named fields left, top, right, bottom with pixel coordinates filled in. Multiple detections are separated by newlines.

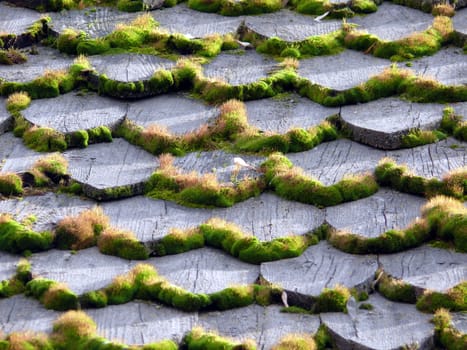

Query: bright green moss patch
left=97, top=227, right=149, bottom=260
left=401, top=129, right=447, bottom=148
left=189, top=0, right=282, bottom=16
left=26, top=278, right=78, bottom=311
left=6, top=92, right=31, bottom=114
left=375, top=158, right=466, bottom=200
left=417, top=282, right=467, bottom=313
left=183, top=326, right=256, bottom=350
left=0, top=214, right=53, bottom=254
left=23, top=126, right=67, bottom=152
left=440, top=107, right=467, bottom=142
left=329, top=195, right=467, bottom=254
left=260, top=153, right=378, bottom=207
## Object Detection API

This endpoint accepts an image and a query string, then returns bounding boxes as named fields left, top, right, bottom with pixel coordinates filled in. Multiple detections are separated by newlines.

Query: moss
left=0, top=215, right=53, bottom=254
left=334, top=174, right=379, bottom=202
left=66, top=130, right=89, bottom=148
left=23, top=127, right=67, bottom=152
left=155, top=228, right=205, bottom=255
left=97, top=228, right=149, bottom=260
left=0, top=48, right=27, bottom=65
left=183, top=326, right=255, bottom=350
left=401, top=129, right=446, bottom=148
left=350, top=0, right=377, bottom=13
left=312, top=285, right=351, bottom=313
left=296, top=0, right=331, bottom=15
left=148, top=69, right=175, bottom=94
left=79, top=290, right=108, bottom=308
left=76, top=38, right=111, bottom=55
left=188, top=0, right=223, bottom=13
left=6, top=92, right=31, bottom=113
left=210, top=285, right=255, bottom=310
left=417, top=282, right=467, bottom=313
left=57, top=29, right=85, bottom=55
left=26, top=278, right=78, bottom=311
left=377, top=273, right=417, bottom=303
left=272, top=334, right=316, bottom=350
left=117, top=0, right=144, bottom=12
left=0, top=173, right=23, bottom=196
left=88, top=125, right=112, bottom=143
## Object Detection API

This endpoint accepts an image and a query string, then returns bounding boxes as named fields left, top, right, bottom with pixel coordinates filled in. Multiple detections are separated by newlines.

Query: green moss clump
left=377, top=273, right=417, bottom=303
left=272, top=334, right=317, bottom=350
left=76, top=38, right=111, bottom=55
left=79, top=290, right=108, bottom=308
left=23, top=127, right=67, bottom=152
left=432, top=308, right=467, bottom=350
left=401, top=129, right=446, bottom=148
left=57, top=29, right=86, bottom=55
left=117, top=0, right=145, bottom=12
left=155, top=228, right=205, bottom=255
left=148, top=69, right=175, bottom=94
left=97, top=228, right=149, bottom=260
left=417, top=282, right=467, bottom=313
left=88, top=125, right=112, bottom=143
left=0, top=48, right=27, bottom=65
left=296, top=0, right=331, bottom=15
left=183, top=326, right=256, bottom=349
left=0, top=173, right=23, bottom=196
left=210, top=285, right=255, bottom=310
left=312, top=285, right=351, bottom=313
left=6, top=92, right=31, bottom=113
left=26, top=278, right=78, bottom=311
left=188, top=0, right=223, bottom=13
left=0, top=215, right=53, bottom=254
left=66, top=130, right=89, bottom=148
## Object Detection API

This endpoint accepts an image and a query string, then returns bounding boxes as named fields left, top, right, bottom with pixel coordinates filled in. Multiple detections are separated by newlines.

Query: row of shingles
left=0, top=190, right=458, bottom=348
left=0, top=192, right=452, bottom=349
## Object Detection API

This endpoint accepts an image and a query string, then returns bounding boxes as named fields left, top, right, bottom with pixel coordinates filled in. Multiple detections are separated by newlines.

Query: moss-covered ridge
left=328, top=195, right=467, bottom=254
left=0, top=309, right=333, bottom=350
left=376, top=271, right=466, bottom=313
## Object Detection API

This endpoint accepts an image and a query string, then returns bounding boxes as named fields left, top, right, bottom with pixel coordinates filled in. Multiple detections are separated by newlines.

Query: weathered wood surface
left=340, top=97, right=446, bottom=149
left=126, top=93, right=218, bottom=134
left=22, top=93, right=127, bottom=133
left=152, top=4, right=242, bottom=38
left=348, top=3, right=434, bottom=41
left=203, top=51, right=276, bottom=86
left=0, top=98, right=11, bottom=135
left=0, top=3, right=40, bottom=35
left=261, top=241, right=378, bottom=296
left=287, top=139, right=385, bottom=185
left=49, top=7, right=138, bottom=38
left=102, top=193, right=325, bottom=243
left=64, top=139, right=158, bottom=195
left=386, top=137, right=467, bottom=179
left=0, top=46, right=72, bottom=83
left=171, top=150, right=263, bottom=183
left=245, top=94, right=339, bottom=133
left=0, top=133, right=45, bottom=173
left=0, top=193, right=92, bottom=233
left=149, top=248, right=260, bottom=294
left=89, top=54, right=175, bottom=82
left=243, top=9, right=342, bottom=42
left=326, top=189, right=426, bottom=238
left=0, top=252, right=20, bottom=281
left=298, top=50, right=391, bottom=90
left=29, top=248, right=136, bottom=294
left=322, top=293, right=435, bottom=350
left=410, top=47, right=467, bottom=86
left=379, top=245, right=467, bottom=293
left=0, top=295, right=59, bottom=334
left=199, top=305, right=321, bottom=350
